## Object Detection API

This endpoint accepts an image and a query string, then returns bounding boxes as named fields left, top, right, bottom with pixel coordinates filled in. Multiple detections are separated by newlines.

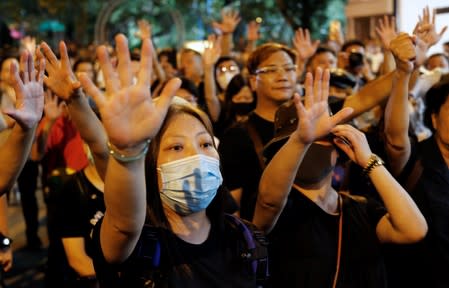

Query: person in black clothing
left=78, top=34, right=265, bottom=288
left=52, top=143, right=105, bottom=288
left=253, top=68, right=427, bottom=288
left=382, top=31, right=449, bottom=288
left=219, top=42, right=398, bottom=221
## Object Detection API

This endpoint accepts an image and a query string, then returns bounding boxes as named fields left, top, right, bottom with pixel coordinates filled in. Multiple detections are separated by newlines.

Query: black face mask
left=232, top=102, right=255, bottom=116
left=295, top=143, right=335, bottom=186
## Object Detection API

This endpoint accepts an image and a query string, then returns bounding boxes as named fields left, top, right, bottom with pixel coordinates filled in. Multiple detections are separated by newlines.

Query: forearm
left=384, top=71, right=411, bottom=175
left=101, top=155, right=146, bottom=263
left=221, top=33, right=234, bottom=56
left=379, top=51, right=396, bottom=75
left=370, top=165, right=427, bottom=242
left=0, top=124, right=35, bottom=194
left=203, top=65, right=221, bottom=122
left=0, top=195, right=9, bottom=235
left=152, top=52, right=166, bottom=84
left=343, top=71, right=394, bottom=119
left=67, top=92, right=108, bottom=178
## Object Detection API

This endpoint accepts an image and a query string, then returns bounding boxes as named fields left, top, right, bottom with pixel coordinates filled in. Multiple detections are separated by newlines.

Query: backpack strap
left=245, top=120, right=266, bottom=170
left=224, top=214, right=269, bottom=285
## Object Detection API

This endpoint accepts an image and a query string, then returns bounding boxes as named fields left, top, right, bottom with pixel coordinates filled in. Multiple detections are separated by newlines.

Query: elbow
left=400, top=219, right=428, bottom=244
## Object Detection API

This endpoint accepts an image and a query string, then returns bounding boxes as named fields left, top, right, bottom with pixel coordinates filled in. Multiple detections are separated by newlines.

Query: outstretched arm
left=331, top=124, right=427, bottom=243
left=384, top=33, right=415, bottom=176
left=253, top=69, right=353, bottom=233
left=80, top=34, right=180, bottom=263
left=202, top=34, right=222, bottom=122
left=37, top=41, right=109, bottom=179
left=0, top=51, right=45, bottom=195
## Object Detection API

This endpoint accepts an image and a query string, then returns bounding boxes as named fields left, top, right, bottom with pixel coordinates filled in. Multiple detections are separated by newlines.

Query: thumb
left=155, top=77, right=181, bottom=113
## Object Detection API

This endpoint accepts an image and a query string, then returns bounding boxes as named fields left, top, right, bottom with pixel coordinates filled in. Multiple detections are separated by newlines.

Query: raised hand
left=246, top=20, right=261, bottom=42
left=79, top=34, right=180, bottom=149
left=20, top=36, right=36, bottom=56
left=3, top=50, right=45, bottom=129
left=291, top=68, right=353, bottom=145
left=375, top=15, right=398, bottom=50
left=43, top=89, right=64, bottom=121
left=37, top=41, right=81, bottom=100
left=331, top=124, right=372, bottom=168
left=389, top=33, right=415, bottom=73
left=292, top=28, right=320, bottom=61
left=136, top=19, right=151, bottom=40
left=212, top=8, right=241, bottom=35
left=414, top=6, right=448, bottom=47
left=203, top=34, right=222, bottom=67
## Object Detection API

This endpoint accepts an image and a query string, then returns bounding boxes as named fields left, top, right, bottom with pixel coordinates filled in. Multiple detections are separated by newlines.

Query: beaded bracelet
left=362, top=154, right=385, bottom=177
left=107, top=139, right=151, bottom=163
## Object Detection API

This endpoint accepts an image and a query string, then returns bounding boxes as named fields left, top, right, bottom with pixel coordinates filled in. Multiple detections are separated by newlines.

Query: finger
left=439, top=26, right=448, bottom=37
left=115, top=34, right=133, bottom=87
left=391, top=16, right=396, bottom=30
left=432, top=8, right=436, bottom=25
left=313, top=67, right=323, bottom=104
left=97, top=45, right=119, bottom=93
left=10, top=57, right=25, bottom=97
left=330, top=107, right=353, bottom=126
left=321, top=69, right=330, bottom=102
left=303, top=72, right=313, bottom=109
left=154, top=77, right=181, bottom=113
left=79, top=73, right=106, bottom=108
left=305, top=28, right=311, bottom=42
left=59, top=41, right=75, bottom=80
left=19, top=51, right=30, bottom=84
left=137, top=38, right=153, bottom=87
left=37, top=57, right=46, bottom=86
left=3, top=260, right=12, bottom=272
left=28, top=49, right=36, bottom=82
left=40, top=42, right=60, bottom=67
left=292, top=92, right=306, bottom=121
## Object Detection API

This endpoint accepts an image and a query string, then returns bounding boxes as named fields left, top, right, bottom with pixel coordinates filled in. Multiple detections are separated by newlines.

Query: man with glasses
left=219, top=42, right=396, bottom=221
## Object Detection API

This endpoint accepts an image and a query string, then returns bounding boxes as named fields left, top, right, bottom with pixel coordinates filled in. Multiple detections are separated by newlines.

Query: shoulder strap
left=245, top=119, right=266, bottom=170
left=224, top=214, right=269, bottom=284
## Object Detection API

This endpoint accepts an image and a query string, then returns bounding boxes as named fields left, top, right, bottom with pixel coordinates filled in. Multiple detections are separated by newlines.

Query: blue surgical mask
left=157, top=154, right=223, bottom=215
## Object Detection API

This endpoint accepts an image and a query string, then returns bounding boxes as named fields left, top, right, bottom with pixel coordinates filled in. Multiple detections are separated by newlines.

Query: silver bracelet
left=107, top=140, right=151, bottom=163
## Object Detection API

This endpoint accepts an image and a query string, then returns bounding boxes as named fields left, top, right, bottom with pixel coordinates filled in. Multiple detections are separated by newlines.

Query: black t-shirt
left=91, top=216, right=257, bottom=288
left=218, top=113, right=274, bottom=220
left=267, top=190, right=387, bottom=288
left=54, top=171, right=105, bottom=241
left=384, top=136, right=449, bottom=288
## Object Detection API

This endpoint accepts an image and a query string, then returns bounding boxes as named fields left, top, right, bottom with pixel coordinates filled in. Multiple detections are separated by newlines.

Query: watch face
left=0, top=236, right=11, bottom=249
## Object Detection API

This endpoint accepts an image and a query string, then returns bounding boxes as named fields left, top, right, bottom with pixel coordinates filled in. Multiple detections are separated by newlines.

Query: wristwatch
left=0, top=233, right=12, bottom=250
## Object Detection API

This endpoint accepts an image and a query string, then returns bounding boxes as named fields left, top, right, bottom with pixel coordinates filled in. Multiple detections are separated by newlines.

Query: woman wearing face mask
left=214, top=74, right=256, bottom=139
left=79, top=34, right=265, bottom=288
left=253, top=68, right=427, bottom=288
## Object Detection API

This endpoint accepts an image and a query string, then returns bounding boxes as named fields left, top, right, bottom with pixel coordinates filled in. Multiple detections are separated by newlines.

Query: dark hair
left=214, top=56, right=241, bottom=92
left=341, top=39, right=365, bottom=53
left=247, top=43, right=296, bottom=75
left=425, top=53, right=449, bottom=69
left=72, top=57, right=93, bottom=73
left=424, top=74, right=449, bottom=132
left=144, top=102, right=225, bottom=228
left=158, top=48, right=178, bottom=69
left=307, top=46, right=337, bottom=68
left=179, top=76, right=200, bottom=99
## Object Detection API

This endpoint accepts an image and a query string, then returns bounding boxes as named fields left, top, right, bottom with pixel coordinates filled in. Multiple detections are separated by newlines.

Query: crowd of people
left=0, top=4, right=449, bottom=288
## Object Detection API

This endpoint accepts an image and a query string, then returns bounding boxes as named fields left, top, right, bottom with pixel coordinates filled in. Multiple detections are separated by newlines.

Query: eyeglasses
left=218, top=65, right=239, bottom=73
left=254, top=64, right=297, bottom=75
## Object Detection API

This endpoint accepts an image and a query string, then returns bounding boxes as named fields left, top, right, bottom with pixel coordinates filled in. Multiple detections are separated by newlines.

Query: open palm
left=4, top=51, right=45, bottom=129
left=292, top=68, right=353, bottom=145
left=80, top=34, right=180, bottom=149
